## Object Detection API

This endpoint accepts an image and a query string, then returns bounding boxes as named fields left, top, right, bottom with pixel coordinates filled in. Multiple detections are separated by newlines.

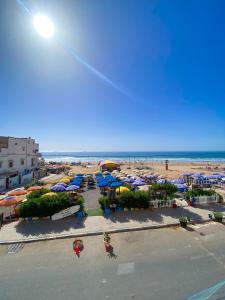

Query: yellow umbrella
left=59, top=177, right=71, bottom=183
left=116, top=186, right=130, bottom=193
left=100, top=160, right=120, bottom=168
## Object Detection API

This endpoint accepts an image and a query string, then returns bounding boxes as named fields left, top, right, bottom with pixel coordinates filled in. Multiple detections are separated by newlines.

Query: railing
left=191, top=195, right=219, bottom=204
left=150, top=199, right=176, bottom=208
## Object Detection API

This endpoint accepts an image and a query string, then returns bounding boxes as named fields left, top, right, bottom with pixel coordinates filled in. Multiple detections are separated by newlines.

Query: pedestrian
left=73, top=239, right=83, bottom=258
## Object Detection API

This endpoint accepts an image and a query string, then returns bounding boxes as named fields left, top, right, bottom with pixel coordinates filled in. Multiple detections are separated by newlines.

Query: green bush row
left=184, top=188, right=216, bottom=200
left=99, top=184, right=178, bottom=210
left=19, top=192, right=84, bottom=218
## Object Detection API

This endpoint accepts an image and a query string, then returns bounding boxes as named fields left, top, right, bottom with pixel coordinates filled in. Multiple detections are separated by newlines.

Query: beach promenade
left=1, top=203, right=224, bottom=244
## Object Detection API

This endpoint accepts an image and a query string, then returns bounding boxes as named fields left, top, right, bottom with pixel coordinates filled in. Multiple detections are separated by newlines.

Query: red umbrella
left=0, top=196, right=20, bottom=206
left=27, top=186, right=43, bottom=192
left=8, top=189, right=28, bottom=196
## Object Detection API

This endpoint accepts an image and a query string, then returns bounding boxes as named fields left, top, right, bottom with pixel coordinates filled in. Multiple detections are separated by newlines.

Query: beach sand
left=68, top=161, right=225, bottom=179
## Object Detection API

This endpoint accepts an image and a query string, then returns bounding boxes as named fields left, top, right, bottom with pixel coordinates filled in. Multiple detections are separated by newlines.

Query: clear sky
left=1, top=0, right=225, bottom=151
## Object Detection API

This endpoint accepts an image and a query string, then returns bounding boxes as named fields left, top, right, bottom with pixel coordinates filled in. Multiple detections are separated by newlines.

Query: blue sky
left=1, top=0, right=225, bottom=151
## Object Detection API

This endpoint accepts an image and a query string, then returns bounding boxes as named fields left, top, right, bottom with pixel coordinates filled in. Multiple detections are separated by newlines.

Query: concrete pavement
left=1, top=224, right=225, bottom=300
left=1, top=203, right=224, bottom=244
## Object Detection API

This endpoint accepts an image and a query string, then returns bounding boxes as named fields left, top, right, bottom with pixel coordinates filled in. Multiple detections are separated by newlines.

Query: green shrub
left=27, top=188, right=50, bottom=200
left=213, top=212, right=223, bottom=220
left=134, top=191, right=149, bottom=208
left=118, top=191, right=135, bottom=208
left=184, top=188, right=216, bottom=200
left=75, top=195, right=85, bottom=206
left=148, top=184, right=178, bottom=200
left=179, top=216, right=188, bottom=223
left=98, top=196, right=110, bottom=210
left=18, top=192, right=71, bottom=218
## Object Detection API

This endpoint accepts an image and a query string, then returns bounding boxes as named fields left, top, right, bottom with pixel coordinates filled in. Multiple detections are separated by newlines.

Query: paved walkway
left=1, top=203, right=224, bottom=244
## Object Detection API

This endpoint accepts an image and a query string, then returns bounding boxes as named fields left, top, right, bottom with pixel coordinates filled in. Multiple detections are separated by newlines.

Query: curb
left=0, top=218, right=212, bottom=245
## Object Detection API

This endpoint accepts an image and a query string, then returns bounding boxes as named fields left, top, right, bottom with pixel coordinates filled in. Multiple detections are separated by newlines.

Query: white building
left=0, top=136, right=42, bottom=191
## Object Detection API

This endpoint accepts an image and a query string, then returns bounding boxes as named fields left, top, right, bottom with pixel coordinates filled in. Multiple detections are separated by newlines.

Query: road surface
left=1, top=223, right=225, bottom=300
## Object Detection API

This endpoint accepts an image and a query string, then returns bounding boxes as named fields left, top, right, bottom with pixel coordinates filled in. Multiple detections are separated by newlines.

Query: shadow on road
left=15, top=216, right=86, bottom=237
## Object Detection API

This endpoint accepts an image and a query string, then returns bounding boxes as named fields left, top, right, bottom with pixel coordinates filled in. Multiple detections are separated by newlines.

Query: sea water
left=42, top=151, right=225, bottom=163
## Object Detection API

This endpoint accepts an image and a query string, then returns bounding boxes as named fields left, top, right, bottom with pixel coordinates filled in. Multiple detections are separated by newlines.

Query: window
left=22, top=146, right=25, bottom=151
left=21, top=159, right=25, bottom=166
left=31, top=158, right=35, bottom=167
left=0, top=162, right=2, bottom=168
left=8, top=161, right=13, bottom=168
left=15, top=142, right=17, bottom=145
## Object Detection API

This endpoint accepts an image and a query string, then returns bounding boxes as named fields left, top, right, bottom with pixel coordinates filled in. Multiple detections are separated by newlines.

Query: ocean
left=41, top=151, right=225, bottom=163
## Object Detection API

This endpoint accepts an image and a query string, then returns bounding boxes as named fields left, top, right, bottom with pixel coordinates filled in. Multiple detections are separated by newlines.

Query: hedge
left=19, top=192, right=84, bottom=218
left=26, top=189, right=50, bottom=200
left=148, top=184, right=178, bottom=200
left=184, top=188, right=216, bottom=200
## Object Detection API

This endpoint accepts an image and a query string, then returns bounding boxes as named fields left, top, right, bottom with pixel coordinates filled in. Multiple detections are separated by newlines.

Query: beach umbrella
left=171, top=179, right=185, bottom=184
left=66, top=185, right=80, bottom=191
left=110, top=181, right=123, bottom=188
left=138, top=185, right=150, bottom=191
left=0, top=196, right=20, bottom=206
left=123, top=177, right=134, bottom=183
left=157, top=179, right=168, bottom=184
left=132, top=179, right=145, bottom=186
left=99, top=160, right=120, bottom=168
left=51, top=185, right=66, bottom=192
left=116, top=186, right=130, bottom=193
left=55, top=182, right=67, bottom=187
left=97, top=182, right=108, bottom=188
left=8, top=189, right=28, bottom=196
left=175, top=184, right=188, bottom=192
left=27, top=186, right=44, bottom=192
left=180, top=173, right=192, bottom=176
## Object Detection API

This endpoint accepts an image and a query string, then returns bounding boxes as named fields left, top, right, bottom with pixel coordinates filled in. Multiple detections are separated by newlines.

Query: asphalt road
left=1, top=223, right=225, bottom=300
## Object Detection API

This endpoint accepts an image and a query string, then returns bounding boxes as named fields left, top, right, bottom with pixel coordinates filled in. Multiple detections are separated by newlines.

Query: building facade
left=0, top=136, right=42, bottom=191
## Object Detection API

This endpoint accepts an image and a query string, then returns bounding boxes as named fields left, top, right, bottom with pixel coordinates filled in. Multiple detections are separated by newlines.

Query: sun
left=33, top=13, right=55, bottom=39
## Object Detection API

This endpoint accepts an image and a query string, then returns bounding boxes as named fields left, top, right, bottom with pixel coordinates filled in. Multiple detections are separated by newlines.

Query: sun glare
left=33, top=13, right=55, bottom=39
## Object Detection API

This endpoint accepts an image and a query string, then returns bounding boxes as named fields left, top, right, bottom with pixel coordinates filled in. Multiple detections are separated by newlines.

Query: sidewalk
left=0, top=204, right=224, bottom=244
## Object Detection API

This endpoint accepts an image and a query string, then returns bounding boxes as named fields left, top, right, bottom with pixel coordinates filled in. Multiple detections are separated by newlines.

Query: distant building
left=0, top=136, right=42, bottom=191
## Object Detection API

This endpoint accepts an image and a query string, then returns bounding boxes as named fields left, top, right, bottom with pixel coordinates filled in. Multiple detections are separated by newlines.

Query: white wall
left=0, top=137, right=40, bottom=175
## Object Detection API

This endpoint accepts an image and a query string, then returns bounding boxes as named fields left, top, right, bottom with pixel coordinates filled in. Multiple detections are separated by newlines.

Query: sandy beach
left=67, top=161, right=225, bottom=179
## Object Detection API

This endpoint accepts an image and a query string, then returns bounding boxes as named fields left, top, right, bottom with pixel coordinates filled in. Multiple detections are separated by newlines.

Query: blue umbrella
left=171, top=179, right=185, bottom=184
left=124, top=177, right=134, bottom=183
left=175, top=184, right=188, bottom=192
left=146, top=175, right=156, bottom=179
left=97, top=182, right=108, bottom=187
left=157, top=179, right=169, bottom=184
left=55, top=182, right=67, bottom=187
left=66, top=185, right=79, bottom=191
left=110, top=181, right=123, bottom=188
left=51, top=185, right=66, bottom=192
left=133, top=179, right=145, bottom=186
left=70, top=182, right=81, bottom=187
left=180, top=173, right=192, bottom=176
